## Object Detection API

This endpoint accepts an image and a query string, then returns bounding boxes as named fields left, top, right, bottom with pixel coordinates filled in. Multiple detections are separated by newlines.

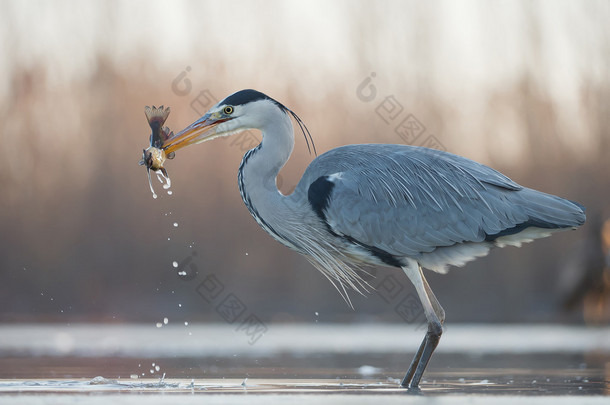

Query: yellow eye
left=223, top=106, right=234, bottom=115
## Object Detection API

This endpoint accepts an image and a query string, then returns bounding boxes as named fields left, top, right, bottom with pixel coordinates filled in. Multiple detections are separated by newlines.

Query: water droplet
left=155, top=171, right=172, bottom=189
left=146, top=168, right=158, bottom=199
left=178, top=304, right=182, bottom=308
left=156, top=322, right=162, bottom=328
left=184, top=321, right=189, bottom=326
left=172, top=261, right=178, bottom=268
left=167, top=190, right=173, bottom=195
left=178, top=271, right=187, bottom=276
left=173, top=222, right=178, bottom=227
left=155, top=365, right=160, bottom=372
left=315, top=312, right=319, bottom=316
left=146, top=166, right=172, bottom=198
left=163, top=317, right=169, bottom=324
left=162, top=175, right=172, bottom=190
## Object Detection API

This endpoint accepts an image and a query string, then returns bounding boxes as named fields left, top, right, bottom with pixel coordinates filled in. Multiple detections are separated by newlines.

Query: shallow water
left=0, top=324, right=608, bottom=400
left=0, top=352, right=607, bottom=395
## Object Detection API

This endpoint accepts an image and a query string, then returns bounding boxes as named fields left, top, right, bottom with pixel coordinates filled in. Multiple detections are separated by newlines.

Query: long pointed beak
left=161, top=113, right=230, bottom=154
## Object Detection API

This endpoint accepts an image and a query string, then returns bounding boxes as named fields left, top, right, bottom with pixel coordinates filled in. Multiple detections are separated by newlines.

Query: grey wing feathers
left=299, top=144, right=585, bottom=271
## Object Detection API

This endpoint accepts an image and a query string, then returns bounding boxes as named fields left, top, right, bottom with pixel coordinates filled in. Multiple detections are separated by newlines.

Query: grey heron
left=158, top=89, right=586, bottom=389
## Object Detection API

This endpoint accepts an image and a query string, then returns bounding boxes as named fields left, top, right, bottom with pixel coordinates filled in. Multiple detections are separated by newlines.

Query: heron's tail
left=518, top=188, right=586, bottom=230
left=490, top=188, right=585, bottom=248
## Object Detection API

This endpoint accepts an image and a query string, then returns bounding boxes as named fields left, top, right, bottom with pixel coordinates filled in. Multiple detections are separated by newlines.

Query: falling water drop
left=156, top=172, right=172, bottom=190
left=146, top=167, right=172, bottom=199
left=146, top=168, right=157, bottom=198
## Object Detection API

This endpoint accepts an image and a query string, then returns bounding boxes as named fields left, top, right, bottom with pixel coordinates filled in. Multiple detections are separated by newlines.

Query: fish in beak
left=139, top=106, right=233, bottom=198
left=139, top=105, right=175, bottom=168
left=139, top=105, right=175, bottom=198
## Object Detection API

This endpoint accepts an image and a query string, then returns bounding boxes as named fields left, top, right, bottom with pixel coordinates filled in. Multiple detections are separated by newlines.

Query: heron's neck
left=237, top=114, right=296, bottom=247
left=241, top=121, right=294, bottom=192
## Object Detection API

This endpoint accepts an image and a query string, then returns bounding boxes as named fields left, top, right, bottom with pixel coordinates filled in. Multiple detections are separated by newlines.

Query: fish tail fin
left=144, top=105, right=171, bottom=127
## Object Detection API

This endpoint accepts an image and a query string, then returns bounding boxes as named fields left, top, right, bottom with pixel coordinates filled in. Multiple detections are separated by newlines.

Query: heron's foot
left=405, top=386, right=423, bottom=395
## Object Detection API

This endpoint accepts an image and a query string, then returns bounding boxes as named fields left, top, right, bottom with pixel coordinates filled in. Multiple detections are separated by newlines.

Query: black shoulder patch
left=222, top=89, right=274, bottom=107
left=484, top=218, right=562, bottom=242
left=308, top=176, right=335, bottom=221
left=342, top=234, right=405, bottom=268
left=308, top=175, right=404, bottom=268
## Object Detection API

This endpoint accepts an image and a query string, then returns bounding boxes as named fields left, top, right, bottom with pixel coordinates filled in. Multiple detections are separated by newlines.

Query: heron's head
left=161, top=89, right=315, bottom=155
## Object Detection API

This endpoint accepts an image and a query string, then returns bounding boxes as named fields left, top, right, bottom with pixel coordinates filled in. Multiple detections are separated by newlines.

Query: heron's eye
left=223, top=106, right=234, bottom=115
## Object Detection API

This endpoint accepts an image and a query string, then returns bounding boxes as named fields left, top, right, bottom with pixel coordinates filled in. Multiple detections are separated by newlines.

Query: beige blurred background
left=0, top=0, right=608, bottom=325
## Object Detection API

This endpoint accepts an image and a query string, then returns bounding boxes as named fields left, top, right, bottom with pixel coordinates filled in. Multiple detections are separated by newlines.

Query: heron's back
left=295, top=144, right=585, bottom=272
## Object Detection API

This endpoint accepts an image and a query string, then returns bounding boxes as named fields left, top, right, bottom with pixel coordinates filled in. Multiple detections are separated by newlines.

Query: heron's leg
left=400, top=260, right=444, bottom=389
left=422, top=269, right=445, bottom=325
left=401, top=334, right=427, bottom=387
left=403, top=272, right=446, bottom=383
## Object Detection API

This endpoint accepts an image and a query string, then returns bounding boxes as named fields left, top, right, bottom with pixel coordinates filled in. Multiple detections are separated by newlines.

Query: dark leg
left=400, top=261, right=445, bottom=390
left=400, top=336, right=425, bottom=387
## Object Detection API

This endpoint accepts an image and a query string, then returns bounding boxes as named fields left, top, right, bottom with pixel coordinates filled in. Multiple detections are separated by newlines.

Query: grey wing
left=299, top=144, right=585, bottom=272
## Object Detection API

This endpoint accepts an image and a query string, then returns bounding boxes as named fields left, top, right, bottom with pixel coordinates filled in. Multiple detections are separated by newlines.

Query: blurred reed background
left=0, top=0, right=608, bottom=325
